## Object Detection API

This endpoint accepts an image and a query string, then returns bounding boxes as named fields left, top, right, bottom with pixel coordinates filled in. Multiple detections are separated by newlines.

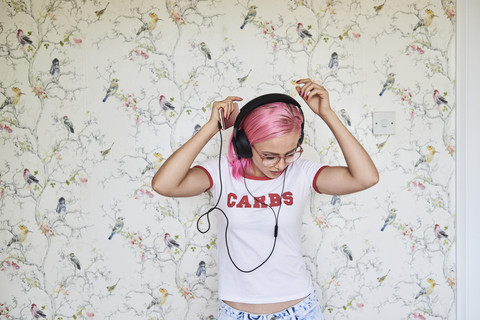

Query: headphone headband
left=233, top=93, right=302, bottom=129
left=232, top=93, right=304, bottom=159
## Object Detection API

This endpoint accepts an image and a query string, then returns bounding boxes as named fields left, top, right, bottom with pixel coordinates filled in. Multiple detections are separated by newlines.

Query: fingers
left=226, top=96, right=243, bottom=102
left=213, top=96, right=242, bottom=119
left=303, top=88, right=325, bottom=101
left=296, top=79, right=327, bottom=100
left=223, top=96, right=242, bottom=119
left=295, top=78, right=314, bottom=84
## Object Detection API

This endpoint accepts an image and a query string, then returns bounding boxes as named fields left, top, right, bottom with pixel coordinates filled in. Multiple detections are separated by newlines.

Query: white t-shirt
left=196, top=157, right=327, bottom=303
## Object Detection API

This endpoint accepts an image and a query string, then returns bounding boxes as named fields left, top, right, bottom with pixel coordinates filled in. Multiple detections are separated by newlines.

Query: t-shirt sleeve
left=193, top=157, right=220, bottom=193
left=295, top=159, right=328, bottom=194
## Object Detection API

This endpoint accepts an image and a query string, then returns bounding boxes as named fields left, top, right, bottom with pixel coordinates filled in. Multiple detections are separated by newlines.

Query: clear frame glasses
left=252, top=144, right=303, bottom=167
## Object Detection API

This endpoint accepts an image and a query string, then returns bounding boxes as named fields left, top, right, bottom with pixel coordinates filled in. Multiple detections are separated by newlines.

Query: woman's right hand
left=210, top=96, right=243, bottom=127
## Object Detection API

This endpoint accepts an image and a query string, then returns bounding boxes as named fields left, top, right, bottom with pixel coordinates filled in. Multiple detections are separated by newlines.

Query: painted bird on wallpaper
left=413, top=9, right=435, bottom=32
left=427, top=145, right=437, bottom=162
left=56, top=197, right=66, bottom=215
left=434, top=224, right=449, bottom=241
left=433, top=90, right=449, bottom=108
left=137, top=13, right=159, bottom=36
left=381, top=208, right=397, bottom=231
left=102, top=78, right=119, bottom=102
left=164, top=233, right=179, bottom=249
left=196, top=260, right=206, bottom=281
left=50, top=58, right=60, bottom=81
left=147, top=288, right=168, bottom=309
left=7, top=225, right=29, bottom=247
left=342, top=244, right=353, bottom=261
left=141, top=162, right=154, bottom=175
left=199, top=42, right=212, bottom=60
left=63, top=115, right=74, bottom=133
left=159, top=95, right=175, bottom=112
left=328, top=52, right=338, bottom=69
left=17, top=29, right=33, bottom=47
left=297, top=23, right=312, bottom=40
left=0, top=87, right=22, bottom=110
left=414, top=145, right=436, bottom=167
left=192, top=124, right=201, bottom=137
left=331, top=195, right=341, bottom=207
left=106, top=279, right=120, bottom=292
left=377, top=269, right=390, bottom=283
left=95, top=2, right=109, bottom=18
left=100, top=142, right=114, bottom=158
left=237, top=70, right=251, bottom=85
left=374, top=0, right=387, bottom=13
left=240, top=5, right=257, bottom=29
left=415, top=278, right=437, bottom=299
left=153, top=152, right=163, bottom=170
left=24, top=169, right=40, bottom=186
left=69, top=252, right=81, bottom=270
left=379, top=72, right=395, bottom=96
left=108, top=216, right=124, bottom=240
left=339, top=109, right=351, bottom=126
left=31, top=304, right=47, bottom=319
left=376, top=138, right=388, bottom=150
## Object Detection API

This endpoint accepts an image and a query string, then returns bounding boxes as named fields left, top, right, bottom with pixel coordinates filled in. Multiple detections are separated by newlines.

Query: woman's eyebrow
left=261, top=146, right=298, bottom=155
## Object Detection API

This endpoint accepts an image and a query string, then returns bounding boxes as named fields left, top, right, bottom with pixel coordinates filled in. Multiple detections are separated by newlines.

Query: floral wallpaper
left=0, top=0, right=456, bottom=319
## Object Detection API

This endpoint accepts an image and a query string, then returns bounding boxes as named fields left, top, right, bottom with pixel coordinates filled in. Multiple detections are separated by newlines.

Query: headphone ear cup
left=298, top=125, right=304, bottom=145
left=298, top=106, right=305, bottom=145
left=234, top=129, right=253, bottom=159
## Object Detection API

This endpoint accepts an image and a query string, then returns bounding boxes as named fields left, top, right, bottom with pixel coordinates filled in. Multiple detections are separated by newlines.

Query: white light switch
left=373, top=112, right=395, bottom=135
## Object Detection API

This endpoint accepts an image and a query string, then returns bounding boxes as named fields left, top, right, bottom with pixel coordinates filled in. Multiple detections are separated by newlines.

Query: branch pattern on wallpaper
left=0, top=0, right=456, bottom=319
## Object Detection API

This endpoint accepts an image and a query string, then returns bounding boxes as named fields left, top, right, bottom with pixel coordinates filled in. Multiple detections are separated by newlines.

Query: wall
left=456, top=0, right=480, bottom=318
left=0, top=0, right=456, bottom=319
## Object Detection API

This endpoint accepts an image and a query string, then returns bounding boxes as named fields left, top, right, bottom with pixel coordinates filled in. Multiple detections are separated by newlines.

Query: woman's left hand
left=295, top=78, right=331, bottom=117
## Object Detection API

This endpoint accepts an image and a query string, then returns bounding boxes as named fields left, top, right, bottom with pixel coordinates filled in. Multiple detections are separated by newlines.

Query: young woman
left=152, top=79, right=379, bottom=320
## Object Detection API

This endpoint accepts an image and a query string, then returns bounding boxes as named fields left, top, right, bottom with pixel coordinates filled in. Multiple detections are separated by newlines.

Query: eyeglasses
left=252, top=144, right=303, bottom=167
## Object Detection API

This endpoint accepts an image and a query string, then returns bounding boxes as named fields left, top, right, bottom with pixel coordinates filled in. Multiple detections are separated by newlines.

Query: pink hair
left=228, top=102, right=303, bottom=180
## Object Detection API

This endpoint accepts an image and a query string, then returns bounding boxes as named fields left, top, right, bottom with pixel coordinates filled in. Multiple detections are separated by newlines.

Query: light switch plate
left=373, top=112, right=395, bottom=135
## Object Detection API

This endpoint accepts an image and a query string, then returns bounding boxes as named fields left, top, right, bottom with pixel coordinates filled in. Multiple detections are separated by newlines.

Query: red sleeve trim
left=313, top=165, right=329, bottom=194
left=194, top=165, right=213, bottom=192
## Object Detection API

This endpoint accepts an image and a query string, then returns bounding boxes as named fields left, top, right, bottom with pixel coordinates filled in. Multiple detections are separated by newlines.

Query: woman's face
left=249, top=131, right=302, bottom=179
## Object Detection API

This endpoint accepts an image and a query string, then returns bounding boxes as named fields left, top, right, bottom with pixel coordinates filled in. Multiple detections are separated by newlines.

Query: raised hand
left=295, top=79, right=331, bottom=118
left=210, top=96, right=242, bottom=127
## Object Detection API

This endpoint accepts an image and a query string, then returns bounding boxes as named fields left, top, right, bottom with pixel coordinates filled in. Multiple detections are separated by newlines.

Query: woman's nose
left=274, top=158, right=288, bottom=170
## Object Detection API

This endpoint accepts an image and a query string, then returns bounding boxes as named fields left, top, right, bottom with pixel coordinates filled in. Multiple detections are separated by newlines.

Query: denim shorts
left=217, top=290, right=326, bottom=320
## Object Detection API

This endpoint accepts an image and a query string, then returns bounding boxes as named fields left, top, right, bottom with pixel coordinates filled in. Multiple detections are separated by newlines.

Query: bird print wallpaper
left=0, top=0, right=456, bottom=319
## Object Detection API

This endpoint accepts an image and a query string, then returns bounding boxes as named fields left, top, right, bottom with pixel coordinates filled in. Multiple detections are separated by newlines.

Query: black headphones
left=232, top=93, right=305, bottom=159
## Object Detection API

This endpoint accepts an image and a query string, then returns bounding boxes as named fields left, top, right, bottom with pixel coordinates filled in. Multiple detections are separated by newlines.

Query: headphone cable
left=196, top=121, right=287, bottom=273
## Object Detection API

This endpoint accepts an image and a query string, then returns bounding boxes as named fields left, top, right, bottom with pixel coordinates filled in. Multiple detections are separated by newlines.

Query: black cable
left=197, top=121, right=223, bottom=234
left=196, top=121, right=287, bottom=273
left=236, top=161, right=287, bottom=272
